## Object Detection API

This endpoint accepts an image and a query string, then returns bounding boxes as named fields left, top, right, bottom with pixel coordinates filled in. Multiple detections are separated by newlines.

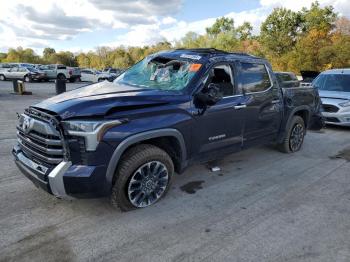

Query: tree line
left=1, top=2, right=349, bottom=74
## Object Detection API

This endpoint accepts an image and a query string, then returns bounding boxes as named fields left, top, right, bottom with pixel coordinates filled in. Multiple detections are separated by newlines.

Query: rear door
left=236, top=62, right=282, bottom=146
left=192, top=62, right=246, bottom=161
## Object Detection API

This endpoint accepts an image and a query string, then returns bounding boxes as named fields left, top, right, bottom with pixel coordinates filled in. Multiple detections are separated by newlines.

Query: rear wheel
left=0, top=74, right=5, bottom=81
left=111, top=144, right=174, bottom=211
left=277, top=116, right=305, bottom=153
left=57, top=74, right=66, bottom=81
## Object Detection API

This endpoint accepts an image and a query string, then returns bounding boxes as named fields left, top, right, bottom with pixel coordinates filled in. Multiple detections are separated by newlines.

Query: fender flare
left=105, top=128, right=187, bottom=184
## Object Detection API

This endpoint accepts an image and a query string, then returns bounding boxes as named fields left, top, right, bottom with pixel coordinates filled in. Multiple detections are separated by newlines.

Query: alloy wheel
left=290, top=123, right=304, bottom=151
left=128, top=161, right=169, bottom=208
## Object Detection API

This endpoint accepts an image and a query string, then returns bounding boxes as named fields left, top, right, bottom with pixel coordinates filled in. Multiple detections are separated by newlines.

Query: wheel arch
left=57, top=73, right=66, bottom=79
left=278, top=106, right=311, bottom=143
left=105, top=128, right=187, bottom=184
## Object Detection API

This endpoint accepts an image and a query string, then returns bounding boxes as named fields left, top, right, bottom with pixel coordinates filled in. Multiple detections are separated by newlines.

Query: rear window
left=276, top=73, right=296, bottom=82
left=0, top=63, right=12, bottom=69
left=240, top=63, right=271, bottom=93
left=318, top=74, right=350, bottom=92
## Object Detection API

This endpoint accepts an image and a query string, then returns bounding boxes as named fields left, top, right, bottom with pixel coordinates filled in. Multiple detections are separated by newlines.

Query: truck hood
left=33, top=81, right=187, bottom=120
left=318, top=90, right=350, bottom=100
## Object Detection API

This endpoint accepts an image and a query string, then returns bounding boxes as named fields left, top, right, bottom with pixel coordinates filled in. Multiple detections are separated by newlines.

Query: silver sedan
left=313, top=69, right=350, bottom=126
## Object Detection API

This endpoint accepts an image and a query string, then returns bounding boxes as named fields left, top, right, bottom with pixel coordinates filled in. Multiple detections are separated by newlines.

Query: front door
left=192, top=63, right=245, bottom=161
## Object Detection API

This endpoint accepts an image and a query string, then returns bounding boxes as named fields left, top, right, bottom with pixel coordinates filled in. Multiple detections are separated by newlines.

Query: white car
left=80, top=69, right=113, bottom=82
left=313, top=69, right=350, bottom=126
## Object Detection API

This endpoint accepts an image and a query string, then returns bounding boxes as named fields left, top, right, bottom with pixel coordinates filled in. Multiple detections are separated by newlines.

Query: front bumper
left=32, top=74, right=47, bottom=80
left=13, top=145, right=110, bottom=198
left=322, top=111, right=350, bottom=126
left=321, top=98, right=350, bottom=127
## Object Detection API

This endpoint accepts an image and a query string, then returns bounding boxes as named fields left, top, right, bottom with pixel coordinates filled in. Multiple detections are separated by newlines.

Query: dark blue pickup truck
left=13, top=49, right=323, bottom=211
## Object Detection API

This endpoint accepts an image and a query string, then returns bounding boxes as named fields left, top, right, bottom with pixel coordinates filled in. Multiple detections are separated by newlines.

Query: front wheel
left=277, top=116, right=305, bottom=153
left=0, top=74, right=5, bottom=81
left=24, top=75, right=31, bottom=82
left=111, top=144, right=174, bottom=211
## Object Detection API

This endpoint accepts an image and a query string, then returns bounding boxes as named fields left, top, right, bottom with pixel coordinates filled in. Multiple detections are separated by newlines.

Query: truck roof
left=157, top=48, right=266, bottom=64
left=322, top=68, right=350, bottom=75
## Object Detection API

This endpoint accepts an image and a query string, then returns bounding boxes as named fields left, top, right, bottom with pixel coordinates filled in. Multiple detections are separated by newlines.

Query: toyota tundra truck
left=12, top=49, right=324, bottom=211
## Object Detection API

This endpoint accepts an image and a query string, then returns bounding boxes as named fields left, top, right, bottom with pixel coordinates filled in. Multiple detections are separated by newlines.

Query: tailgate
left=69, top=67, right=81, bottom=76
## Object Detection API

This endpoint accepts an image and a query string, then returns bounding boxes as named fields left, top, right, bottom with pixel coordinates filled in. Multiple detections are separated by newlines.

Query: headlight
left=62, top=120, right=124, bottom=151
left=339, top=100, right=350, bottom=107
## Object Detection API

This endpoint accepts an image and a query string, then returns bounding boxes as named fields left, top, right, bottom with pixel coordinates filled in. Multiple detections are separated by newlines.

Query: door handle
left=271, top=100, right=280, bottom=104
left=234, top=104, right=247, bottom=110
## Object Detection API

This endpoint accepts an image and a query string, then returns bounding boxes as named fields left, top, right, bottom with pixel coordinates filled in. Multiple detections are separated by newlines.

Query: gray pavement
left=1, top=81, right=350, bottom=262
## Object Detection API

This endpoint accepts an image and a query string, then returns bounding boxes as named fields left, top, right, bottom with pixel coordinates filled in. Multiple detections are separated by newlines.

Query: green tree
left=43, top=47, right=56, bottom=63
left=300, top=1, right=337, bottom=33
left=236, top=22, right=253, bottom=40
left=260, top=8, right=303, bottom=55
left=206, top=17, right=235, bottom=36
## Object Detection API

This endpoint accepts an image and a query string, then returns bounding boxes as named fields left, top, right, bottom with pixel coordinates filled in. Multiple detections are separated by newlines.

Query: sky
left=0, top=0, right=349, bottom=55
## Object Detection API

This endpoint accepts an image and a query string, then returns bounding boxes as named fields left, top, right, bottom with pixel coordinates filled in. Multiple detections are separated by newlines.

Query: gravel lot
left=1, top=81, right=350, bottom=262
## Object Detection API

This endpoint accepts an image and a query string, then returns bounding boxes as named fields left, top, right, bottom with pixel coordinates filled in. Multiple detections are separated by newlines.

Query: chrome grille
left=16, top=109, right=65, bottom=166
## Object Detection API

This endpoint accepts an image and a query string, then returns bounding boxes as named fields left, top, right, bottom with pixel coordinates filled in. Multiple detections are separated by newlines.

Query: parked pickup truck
left=12, top=49, right=324, bottom=211
left=38, top=64, right=81, bottom=82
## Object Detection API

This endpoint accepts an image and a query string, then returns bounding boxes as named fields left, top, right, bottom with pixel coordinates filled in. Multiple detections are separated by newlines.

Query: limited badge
left=180, top=54, right=202, bottom=60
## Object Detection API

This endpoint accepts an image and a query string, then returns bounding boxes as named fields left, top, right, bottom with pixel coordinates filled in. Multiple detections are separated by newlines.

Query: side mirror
left=194, top=83, right=223, bottom=108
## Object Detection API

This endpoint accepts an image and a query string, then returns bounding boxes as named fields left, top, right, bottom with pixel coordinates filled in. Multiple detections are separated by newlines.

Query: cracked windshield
left=114, top=56, right=202, bottom=91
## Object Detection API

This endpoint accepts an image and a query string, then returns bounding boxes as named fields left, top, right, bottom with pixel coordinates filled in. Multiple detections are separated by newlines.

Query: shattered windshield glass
left=114, top=56, right=201, bottom=91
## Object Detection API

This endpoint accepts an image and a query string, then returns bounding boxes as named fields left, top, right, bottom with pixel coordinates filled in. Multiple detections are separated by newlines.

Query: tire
left=111, top=144, right=174, bottom=211
left=24, top=75, right=31, bottom=82
left=277, top=116, right=305, bottom=153
left=57, top=74, right=66, bottom=81
left=0, top=74, right=5, bottom=81
left=98, top=78, right=103, bottom=82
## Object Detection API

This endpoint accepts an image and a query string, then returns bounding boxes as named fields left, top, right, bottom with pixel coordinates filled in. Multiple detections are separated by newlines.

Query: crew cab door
left=192, top=63, right=245, bottom=161
left=40, top=65, right=56, bottom=79
left=236, top=62, right=282, bottom=146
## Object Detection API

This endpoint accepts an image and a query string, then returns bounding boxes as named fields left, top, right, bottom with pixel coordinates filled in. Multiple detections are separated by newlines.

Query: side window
left=10, top=68, right=18, bottom=72
left=240, top=63, right=271, bottom=93
left=312, top=75, right=325, bottom=89
left=48, top=65, right=55, bottom=70
left=57, top=65, right=66, bottom=69
left=206, top=64, right=234, bottom=97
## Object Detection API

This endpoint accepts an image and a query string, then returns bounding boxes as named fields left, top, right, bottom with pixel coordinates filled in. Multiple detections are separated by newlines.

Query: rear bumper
left=13, top=145, right=110, bottom=199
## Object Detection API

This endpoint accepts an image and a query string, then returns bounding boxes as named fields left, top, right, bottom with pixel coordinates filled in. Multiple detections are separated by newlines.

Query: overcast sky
left=0, top=0, right=349, bottom=54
